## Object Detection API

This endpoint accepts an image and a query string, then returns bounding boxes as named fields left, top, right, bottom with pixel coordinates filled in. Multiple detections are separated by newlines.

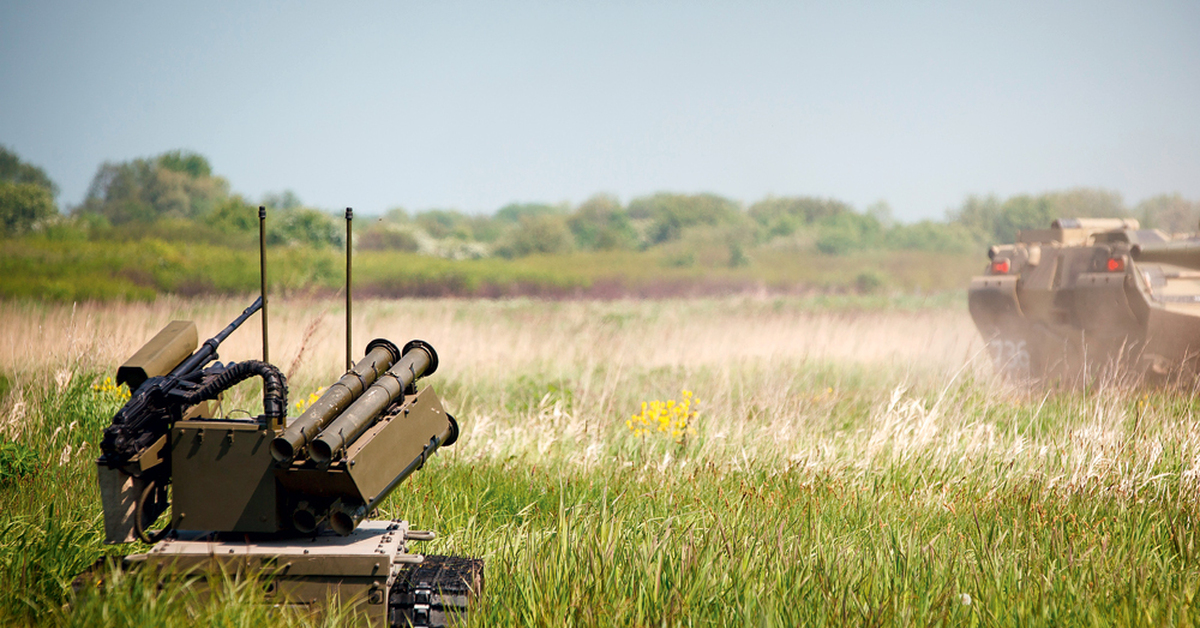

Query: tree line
left=3, top=145, right=1199, bottom=260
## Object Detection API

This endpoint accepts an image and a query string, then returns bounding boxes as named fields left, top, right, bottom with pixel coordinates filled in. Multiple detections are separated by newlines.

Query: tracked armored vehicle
left=969, top=217, right=1200, bottom=383
left=89, top=207, right=482, bottom=627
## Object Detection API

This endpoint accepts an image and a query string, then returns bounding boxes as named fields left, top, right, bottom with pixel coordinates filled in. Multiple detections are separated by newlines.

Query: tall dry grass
left=0, top=296, right=982, bottom=386
left=0, top=296, right=984, bottom=452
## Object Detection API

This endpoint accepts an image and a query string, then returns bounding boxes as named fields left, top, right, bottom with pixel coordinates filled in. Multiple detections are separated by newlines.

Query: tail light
left=990, top=259, right=1011, bottom=274
left=1106, top=257, right=1125, bottom=272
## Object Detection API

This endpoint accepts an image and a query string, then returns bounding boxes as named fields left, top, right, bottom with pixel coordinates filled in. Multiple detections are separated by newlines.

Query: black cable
left=134, top=480, right=170, bottom=544
left=185, top=360, right=288, bottom=423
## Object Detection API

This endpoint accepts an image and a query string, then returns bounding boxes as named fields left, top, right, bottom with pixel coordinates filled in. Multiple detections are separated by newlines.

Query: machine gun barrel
left=169, top=297, right=263, bottom=377
left=100, top=296, right=266, bottom=468
left=271, top=339, right=401, bottom=463
left=308, top=340, right=438, bottom=466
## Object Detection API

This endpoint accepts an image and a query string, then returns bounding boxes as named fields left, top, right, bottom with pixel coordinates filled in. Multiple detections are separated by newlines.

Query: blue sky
left=2, top=1, right=1198, bottom=221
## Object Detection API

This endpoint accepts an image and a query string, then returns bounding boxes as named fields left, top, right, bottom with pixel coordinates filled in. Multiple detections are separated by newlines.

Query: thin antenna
left=345, top=207, right=353, bottom=371
left=259, top=206, right=269, bottom=364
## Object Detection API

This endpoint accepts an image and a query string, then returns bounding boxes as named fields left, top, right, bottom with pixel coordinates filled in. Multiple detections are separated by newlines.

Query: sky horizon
left=2, top=1, right=1198, bottom=220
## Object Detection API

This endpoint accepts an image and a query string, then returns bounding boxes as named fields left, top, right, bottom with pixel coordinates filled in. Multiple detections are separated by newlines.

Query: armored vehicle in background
left=969, top=218, right=1200, bottom=384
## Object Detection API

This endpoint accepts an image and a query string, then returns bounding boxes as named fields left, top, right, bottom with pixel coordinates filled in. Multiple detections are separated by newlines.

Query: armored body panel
left=968, top=218, right=1200, bottom=383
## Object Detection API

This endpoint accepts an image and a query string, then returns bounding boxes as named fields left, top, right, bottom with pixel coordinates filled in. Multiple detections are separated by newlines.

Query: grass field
left=2, top=296, right=1200, bottom=626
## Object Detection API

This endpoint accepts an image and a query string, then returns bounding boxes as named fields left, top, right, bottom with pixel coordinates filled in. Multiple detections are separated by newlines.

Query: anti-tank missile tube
left=327, top=414, right=459, bottom=536
left=270, top=339, right=401, bottom=464
left=308, top=340, right=438, bottom=466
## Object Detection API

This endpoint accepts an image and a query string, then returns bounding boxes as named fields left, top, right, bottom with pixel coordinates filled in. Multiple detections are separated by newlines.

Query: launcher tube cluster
left=270, top=338, right=401, bottom=463
left=308, top=340, right=437, bottom=465
left=98, top=324, right=457, bottom=542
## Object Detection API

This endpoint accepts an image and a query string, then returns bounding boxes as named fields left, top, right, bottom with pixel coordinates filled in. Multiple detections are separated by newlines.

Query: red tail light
left=1106, top=257, right=1124, bottom=272
left=990, top=259, right=1010, bottom=274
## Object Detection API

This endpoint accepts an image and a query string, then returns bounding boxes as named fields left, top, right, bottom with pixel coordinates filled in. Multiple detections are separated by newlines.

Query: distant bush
left=661, top=250, right=695, bottom=268
left=947, top=188, right=1131, bottom=244
left=629, top=192, right=741, bottom=245
left=883, top=220, right=975, bottom=253
left=854, top=270, right=886, bottom=294
left=728, top=240, right=749, bottom=267
left=206, top=195, right=258, bottom=234
left=748, top=196, right=854, bottom=240
left=267, top=207, right=343, bottom=248
left=494, top=214, right=575, bottom=258
left=814, top=212, right=883, bottom=255
left=0, top=182, right=56, bottom=236
left=1138, top=194, right=1200, bottom=232
left=415, top=209, right=473, bottom=240
left=496, top=202, right=564, bottom=224
left=359, top=223, right=420, bottom=252
left=568, top=194, right=637, bottom=251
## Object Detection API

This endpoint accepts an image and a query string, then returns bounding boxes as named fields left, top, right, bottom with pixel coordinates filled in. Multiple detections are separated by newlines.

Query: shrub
left=629, top=192, right=740, bottom=245
left=0, top=441, right=38, bottom=483
left=748, top=196, right=853, bottom=239
left=568, top=194, right=637, bottom=251
left=359, top=223, right=420, bottom=252
left=854, top=270, right=886, bottom=294
left=814, top=212, right=883, bottom=255
left=884, top=220, right=975, bottom=253
left=494, top=214, right=574, bottom=258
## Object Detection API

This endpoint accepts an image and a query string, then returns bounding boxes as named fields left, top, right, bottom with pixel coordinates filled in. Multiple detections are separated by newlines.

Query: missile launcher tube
left=329, top=500, right=368, bottom=537
left=270, top=339, right=401, bottom=463
left=327, top=413, right=458, bottom=536
left=292, top=501, right=324, bottom=534
left=308, top=340, right=438, bottom=466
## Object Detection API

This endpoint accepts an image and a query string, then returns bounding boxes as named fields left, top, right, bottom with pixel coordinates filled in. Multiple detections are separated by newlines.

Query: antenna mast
left=259, top=206, right=269, bottom=364
left=345, top=207, right=353, bottom=371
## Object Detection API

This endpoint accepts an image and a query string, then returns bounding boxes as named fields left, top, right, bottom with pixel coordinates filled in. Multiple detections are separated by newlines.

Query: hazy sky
left=2, top=1, right=1198, bottom=221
